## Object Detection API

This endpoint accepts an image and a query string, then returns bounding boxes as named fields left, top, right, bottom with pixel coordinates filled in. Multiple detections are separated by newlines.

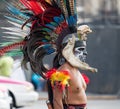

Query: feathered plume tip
left=1, top=0, right=78, bottom=56
left=20, top=0, right=44, bottom=15
left=19, top=0, right=77, bottom=31
left=0, top=0, right=78, bottom=77
left=45, top=69, right=70, bottom=90
left=0, top=41, right=25, bottom=56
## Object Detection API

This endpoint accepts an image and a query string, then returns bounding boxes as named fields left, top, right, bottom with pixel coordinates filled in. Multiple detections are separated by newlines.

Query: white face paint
left=74, top=45, right=87, bottom=62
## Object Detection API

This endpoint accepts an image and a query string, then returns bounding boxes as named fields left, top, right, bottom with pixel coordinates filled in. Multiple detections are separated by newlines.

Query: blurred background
left=0, top=0, right=120, bottom=96
left=76, top=0, right=120, bottom=95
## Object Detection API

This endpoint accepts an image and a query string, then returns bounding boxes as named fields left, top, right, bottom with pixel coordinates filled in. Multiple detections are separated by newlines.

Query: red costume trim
left=45, top=68, right=70, bottom=90
left=81, top=73, right=90, bottom=85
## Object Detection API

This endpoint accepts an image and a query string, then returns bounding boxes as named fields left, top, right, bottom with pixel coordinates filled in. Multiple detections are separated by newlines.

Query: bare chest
left=69, top=71, right=87, bottom=92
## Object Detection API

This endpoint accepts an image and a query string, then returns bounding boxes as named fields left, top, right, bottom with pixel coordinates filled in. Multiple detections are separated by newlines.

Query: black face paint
left=74, top=41, right=87, bottom=62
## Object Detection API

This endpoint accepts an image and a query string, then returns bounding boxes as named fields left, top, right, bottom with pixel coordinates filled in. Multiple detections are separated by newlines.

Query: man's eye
left=78, top=48, right=85, bottom=51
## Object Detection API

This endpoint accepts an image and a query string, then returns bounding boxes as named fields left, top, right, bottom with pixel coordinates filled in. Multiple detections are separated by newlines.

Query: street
left=17, top=92, right=120, bottom=109
left=18, top=96, right=120, bottom=109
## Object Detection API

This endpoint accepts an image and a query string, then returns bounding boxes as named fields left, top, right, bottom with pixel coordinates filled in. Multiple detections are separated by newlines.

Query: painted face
left=74, top=41, right=87, bottom=62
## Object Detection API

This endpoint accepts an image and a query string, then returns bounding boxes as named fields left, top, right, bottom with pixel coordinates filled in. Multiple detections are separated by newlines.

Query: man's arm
left=46, top=100, right=53, bottom=109
left=53, top=86, right=64, bottom=109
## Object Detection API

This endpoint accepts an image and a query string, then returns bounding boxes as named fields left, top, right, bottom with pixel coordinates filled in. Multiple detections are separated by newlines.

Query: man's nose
left=83, top=51, right=87, bottom=55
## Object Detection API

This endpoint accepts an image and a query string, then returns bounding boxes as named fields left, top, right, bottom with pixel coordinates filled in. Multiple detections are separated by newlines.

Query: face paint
left=74, top=46, right=87, bottom=62
left=74, top=41, right=87, bottom=62
left=62, top=36, right=97, bottom=73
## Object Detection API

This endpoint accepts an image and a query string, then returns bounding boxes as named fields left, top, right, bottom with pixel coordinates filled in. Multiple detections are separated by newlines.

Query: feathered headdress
left=0, top=0, right=97, bottom=78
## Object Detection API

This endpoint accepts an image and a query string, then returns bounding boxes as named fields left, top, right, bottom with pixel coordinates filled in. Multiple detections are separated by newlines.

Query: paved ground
left=18, top=92, right=120, bottom=109
left=18, top=99, right=120, bottom=109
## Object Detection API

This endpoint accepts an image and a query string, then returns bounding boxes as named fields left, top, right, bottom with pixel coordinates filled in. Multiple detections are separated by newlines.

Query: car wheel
left=8, top=91, right=17, bottom=108
left=8, top=91, right=24, bottom=108
left=10, top=103, right=13, bottom=109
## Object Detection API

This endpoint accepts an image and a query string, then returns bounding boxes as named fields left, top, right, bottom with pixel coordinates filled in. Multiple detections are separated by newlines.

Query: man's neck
left=64, top=62, right=79, bottom=71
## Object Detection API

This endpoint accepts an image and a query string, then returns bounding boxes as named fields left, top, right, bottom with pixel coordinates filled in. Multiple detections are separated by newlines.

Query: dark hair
left=47, top=80, right=54, bottom=108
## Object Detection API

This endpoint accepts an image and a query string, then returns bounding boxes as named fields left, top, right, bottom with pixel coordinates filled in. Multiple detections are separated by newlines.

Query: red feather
left=0, top=41, right=26, bottom=56
left=20, top=0, right=44, bottom=15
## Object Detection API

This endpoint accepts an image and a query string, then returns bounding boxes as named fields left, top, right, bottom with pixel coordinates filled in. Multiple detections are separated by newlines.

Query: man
left=0, top=1, right=97, bottom=108
left=46, top=33, right=97, bottom=109
left=53, top=40, right=88, bottom=109
left=54, top=63, right=87, bottom=109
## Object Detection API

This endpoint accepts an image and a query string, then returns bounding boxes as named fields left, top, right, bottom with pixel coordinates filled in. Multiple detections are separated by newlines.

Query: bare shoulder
left=58, top=63, right=71, bottom=73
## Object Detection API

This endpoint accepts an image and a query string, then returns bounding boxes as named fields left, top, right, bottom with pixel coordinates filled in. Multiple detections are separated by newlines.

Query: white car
left=0, top=76, right=39, bottom=108
left=0, top=86, right=13, bottom=109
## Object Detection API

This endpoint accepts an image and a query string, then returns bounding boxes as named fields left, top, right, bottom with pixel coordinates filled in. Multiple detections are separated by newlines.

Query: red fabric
left=81, top=73, right=90, bottom=85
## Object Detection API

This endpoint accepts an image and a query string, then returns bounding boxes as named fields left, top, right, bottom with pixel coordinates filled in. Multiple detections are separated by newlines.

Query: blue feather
left=42, top=28, right=52, bottom=33
left=4, top=16, right=31, bottom=27
left=46, top=48, right=55, bottom=55
left=6, top=5, right=29, bottom=19
left=60, top=14, right=65, bottom=21
left=50, top=22, right=58, bottom=27
left=43, top=44, right=51, bottom=48
left=54, top=14, right=65, bottom=25
left=45, top=24, right=55, bottom=30
left=67, top=15, right=77, bottom=27
left=5, top=16, right=24, bottom=24
left=54, top=16, right=61, bottom=23
left=42, top=39, right=49, bottom=42
left=43, top=45, right=55, bottom=54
